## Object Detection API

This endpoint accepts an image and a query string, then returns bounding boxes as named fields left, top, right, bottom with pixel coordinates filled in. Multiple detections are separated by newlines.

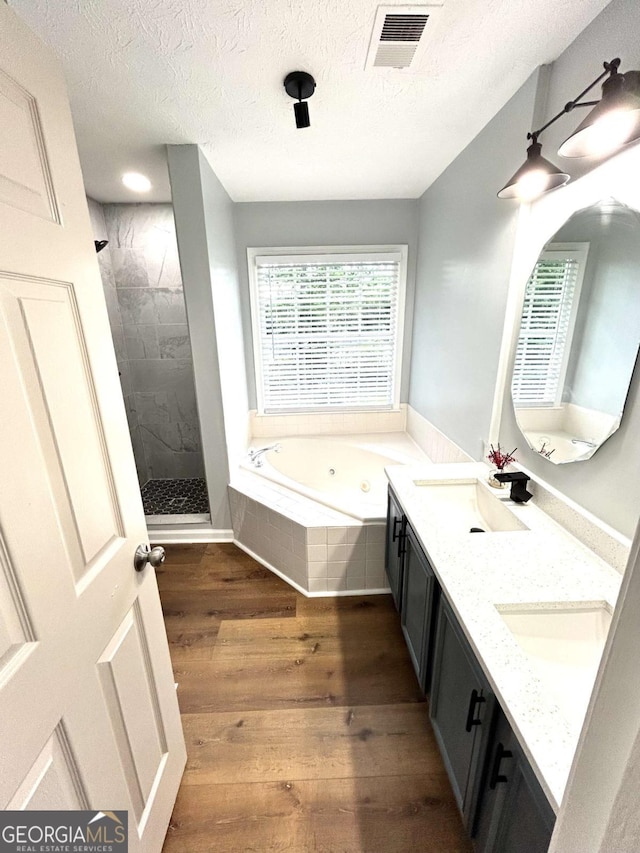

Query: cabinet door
left=475, top=709, right=555, bottom=853
left=400, top=522, right=437, bottom=691
left=430, top=595, right=496, bottom=830
left=385, top=488, right=405, bottom=610
left=474, top=710, right=514, bottom=851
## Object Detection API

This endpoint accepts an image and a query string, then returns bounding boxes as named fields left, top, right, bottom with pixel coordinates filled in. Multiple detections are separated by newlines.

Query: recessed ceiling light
left=122, top=172, right=151, bottom=192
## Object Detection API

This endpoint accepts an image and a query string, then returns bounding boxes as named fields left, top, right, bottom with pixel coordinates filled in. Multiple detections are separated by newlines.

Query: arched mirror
left=510, top=198, right=640, bottom=464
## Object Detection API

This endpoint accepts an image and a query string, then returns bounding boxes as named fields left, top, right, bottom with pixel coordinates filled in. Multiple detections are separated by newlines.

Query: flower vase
left=487, top=470, right=506, bottom=489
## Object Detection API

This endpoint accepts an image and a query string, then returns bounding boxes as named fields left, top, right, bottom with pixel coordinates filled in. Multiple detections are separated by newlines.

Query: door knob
left=134, top=543, right=166, bottom=572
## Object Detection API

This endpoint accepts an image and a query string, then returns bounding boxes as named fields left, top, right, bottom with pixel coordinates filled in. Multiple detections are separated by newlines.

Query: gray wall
left=199, top=152, right=250, bottom=469
left=408, top=0, right=640, bottom=537
left=168, top=145, right=244, bottom=531
left=533, top=0, right=640, bottom=186
left=408, top=72, right=540, bottom=459
left=233, top=199, right=419, bottom=409
left=497, top=0, right=640, bottom=538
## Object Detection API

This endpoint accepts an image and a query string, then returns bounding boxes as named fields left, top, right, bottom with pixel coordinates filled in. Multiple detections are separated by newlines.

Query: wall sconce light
left=499, top=58, right=640, bottom=201
left=284, top=71, right=316, bottom=129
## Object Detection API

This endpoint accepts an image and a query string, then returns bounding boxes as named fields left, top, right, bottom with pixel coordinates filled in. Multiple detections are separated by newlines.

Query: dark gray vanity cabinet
left=400, top=521, right=438, bottom=692
left=430, top=595, right=497, bottom=831
left=385, top=488, right=405, bottom=610
left=474, top=708, right=555, bottom=853
left=385, top=488, right=438, bottom=692
left=385, top=487, right=554, bottom=852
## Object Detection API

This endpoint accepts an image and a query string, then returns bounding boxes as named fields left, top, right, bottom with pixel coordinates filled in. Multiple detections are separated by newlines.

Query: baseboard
left=308, top=587, right=391, bottom=597
left=234, top=539, right=391, bottom=597
left=148, top=525, right=234, bottom=544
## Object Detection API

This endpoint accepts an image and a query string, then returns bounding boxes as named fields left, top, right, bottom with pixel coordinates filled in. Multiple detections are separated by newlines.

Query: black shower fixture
left=94, top=240, right=108, bottom=253
left=284, top=71, right=316, bottom=129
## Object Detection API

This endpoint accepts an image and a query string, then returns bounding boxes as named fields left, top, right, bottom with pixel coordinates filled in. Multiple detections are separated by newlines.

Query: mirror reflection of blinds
left=512, top=255, right=579, bottom=406
left=255, top=255, right=401, bottom=412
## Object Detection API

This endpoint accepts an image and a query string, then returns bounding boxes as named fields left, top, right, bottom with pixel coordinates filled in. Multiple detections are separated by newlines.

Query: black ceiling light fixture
left=284, top=71, right=316, bottom=129
left=499, top=58, right=640, bottom=202
left=497, top=138, right=570, bottom=202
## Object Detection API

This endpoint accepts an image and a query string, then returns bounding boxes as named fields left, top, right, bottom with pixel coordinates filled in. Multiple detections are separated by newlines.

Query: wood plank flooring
left=158, top=543, right=471, bottom=853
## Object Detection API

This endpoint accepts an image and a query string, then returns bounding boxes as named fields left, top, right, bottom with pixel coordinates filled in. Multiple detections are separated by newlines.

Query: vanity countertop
left=385, top=461, right=624, bottom=813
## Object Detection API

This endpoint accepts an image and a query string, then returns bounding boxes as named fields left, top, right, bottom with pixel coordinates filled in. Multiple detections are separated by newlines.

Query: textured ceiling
left=11, top=0, right=611, bottom=202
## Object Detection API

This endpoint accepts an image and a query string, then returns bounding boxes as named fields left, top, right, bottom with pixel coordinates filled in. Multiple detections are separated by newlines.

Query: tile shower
left=88, top=200, right=209, bottom=522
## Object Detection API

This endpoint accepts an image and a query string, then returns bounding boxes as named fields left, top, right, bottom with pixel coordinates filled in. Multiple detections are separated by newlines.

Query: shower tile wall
left=88, top=199, right=204, bottom=485
left=87, top=198, right=140, bottom=470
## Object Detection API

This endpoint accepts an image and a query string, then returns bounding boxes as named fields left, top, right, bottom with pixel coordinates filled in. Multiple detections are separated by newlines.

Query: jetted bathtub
left=243, top=434, right=426, bottom=520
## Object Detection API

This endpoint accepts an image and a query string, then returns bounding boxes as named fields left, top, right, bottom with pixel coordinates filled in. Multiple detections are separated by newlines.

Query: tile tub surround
left=231, top=432, right=427, bottom=594
left=101, top=202, right=204, bottom=481
left=406, top=405, right=474, bottom=463
left=386, top=461, right=624, bottom=812
left=229, top=480, right=388, bottom=596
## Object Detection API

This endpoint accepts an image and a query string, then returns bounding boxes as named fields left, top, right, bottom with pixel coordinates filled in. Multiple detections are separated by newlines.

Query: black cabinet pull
left=392, top=517, right=403, bottom=542
left=393, top=517, right=407, bottom=557
left=398, top=532, right=407, bottom=557
left=465, top=688, right=486, bottom=732
left=489, top=742, right=513, bottom=789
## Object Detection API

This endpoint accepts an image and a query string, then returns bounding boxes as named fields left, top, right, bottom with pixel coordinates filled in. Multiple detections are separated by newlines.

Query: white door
left=0, top=7, right=186, bottom=851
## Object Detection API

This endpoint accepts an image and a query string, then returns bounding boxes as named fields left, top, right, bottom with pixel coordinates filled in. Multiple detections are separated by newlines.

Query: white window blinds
left=250, top=250, right=405, bottom=412
left=512, top=245, right=587, bottom=407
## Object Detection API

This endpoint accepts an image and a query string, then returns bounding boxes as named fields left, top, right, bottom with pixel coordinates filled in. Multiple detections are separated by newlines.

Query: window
left=512, top=243, right=588, bottom=407
left=248, top=247, right=407, bottom=413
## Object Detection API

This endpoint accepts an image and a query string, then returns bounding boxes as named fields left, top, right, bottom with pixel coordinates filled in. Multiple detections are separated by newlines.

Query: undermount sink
left=497, top=603, right=613, bottom=731
left=413, top=479, right=529, bottom=533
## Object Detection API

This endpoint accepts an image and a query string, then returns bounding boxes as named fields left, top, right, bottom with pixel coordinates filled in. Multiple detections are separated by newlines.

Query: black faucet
left=494, top=471, right=533, bottom=503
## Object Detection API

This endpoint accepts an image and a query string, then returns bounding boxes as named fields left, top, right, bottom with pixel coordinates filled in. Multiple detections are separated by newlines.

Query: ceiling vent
left=365, top=5, right=440, bottom=70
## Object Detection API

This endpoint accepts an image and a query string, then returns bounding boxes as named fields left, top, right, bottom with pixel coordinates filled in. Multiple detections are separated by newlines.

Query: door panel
left=2, top=275, right=123, bottom=580
left=400, top=524, right=436, bottom=690
left=497, top=768, right=554, bottom=853
left=430, top=597, right=496, bottom=829
left=7, top=725, right=89, bottom=810
left=0, top=532, right=36, bottom=676
left=0, top=68, right=59, bottom=222
left=98, top=602, right=168, bottom=823
left=0, top=7, right=186, bottom=850
left=477, top=714, right=555, bottom=853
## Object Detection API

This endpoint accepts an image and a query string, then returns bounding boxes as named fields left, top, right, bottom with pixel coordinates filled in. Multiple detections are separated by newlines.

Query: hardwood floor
left=158, top=543, right=472, bottom=853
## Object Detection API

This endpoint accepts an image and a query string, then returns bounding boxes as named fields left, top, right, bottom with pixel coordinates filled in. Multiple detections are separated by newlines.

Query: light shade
left=294, top=101, right=310, bottom=129
left=284, top=71, right=316, bottom=130
left=497, top=141, right=570, bottom=201
left=559, top=70, right=640, bottom=158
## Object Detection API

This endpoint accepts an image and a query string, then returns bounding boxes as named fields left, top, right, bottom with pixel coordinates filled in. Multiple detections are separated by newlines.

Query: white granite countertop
left=385, top=461, right=623, bottom=813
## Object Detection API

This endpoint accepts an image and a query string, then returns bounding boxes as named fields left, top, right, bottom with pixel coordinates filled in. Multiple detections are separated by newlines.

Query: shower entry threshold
left=141, top=478, right=210, bottom=525
left=146, top=512, right=211, bottom=525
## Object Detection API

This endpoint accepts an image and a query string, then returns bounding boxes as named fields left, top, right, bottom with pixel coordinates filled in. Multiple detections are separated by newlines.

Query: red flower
left=487, top=444, right=517, bottom=471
